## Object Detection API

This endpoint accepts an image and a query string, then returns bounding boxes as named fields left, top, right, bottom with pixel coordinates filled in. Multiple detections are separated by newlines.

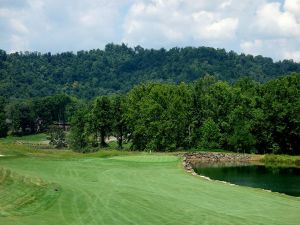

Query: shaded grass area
left=0, top=134, right=134, bottom=159
left=0, top=133, right=48, bottom=144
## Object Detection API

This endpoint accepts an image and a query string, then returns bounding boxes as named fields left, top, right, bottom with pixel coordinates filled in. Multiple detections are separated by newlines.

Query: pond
left=193, top=162, right=300, bottom=197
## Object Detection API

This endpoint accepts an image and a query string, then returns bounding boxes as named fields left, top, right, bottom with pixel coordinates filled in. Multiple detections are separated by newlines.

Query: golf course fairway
left=0, top=154, right=299, bottom=225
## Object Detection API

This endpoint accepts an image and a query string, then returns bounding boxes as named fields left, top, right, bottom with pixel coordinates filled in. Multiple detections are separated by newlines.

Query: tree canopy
left=67, top=73, right=300, bottom=155
left=1, top=44, right=300, bottom=99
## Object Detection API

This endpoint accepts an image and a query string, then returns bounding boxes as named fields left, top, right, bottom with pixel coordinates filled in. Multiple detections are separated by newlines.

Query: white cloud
left=253, top=2, right=300, bottom=38
left=240, top=39, right=300, bottom=62
left=196, top=17, right=239, bottom=40
left=284, top=0, right=300, bottom=19
left=0, top=0, right=300, bottom=62
left=123, top=0, right=239, bottom=48
left=0, top=0, right=129, bottom=52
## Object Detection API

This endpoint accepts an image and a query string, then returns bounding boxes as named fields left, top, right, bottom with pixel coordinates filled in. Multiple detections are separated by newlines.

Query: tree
left=112, top=95, right=127, bottom=149
left=0, top=97, right=8, bottom=137
left=125, top=82, right=192, bottom=151
left=226, top=98, right=257, bottom=153
left=48, top=125, right=67, bottom=149
left=69, top=109, right=88, bottom=151
left=6, top=100, right=36, bottom=134
left=1, top=45, right=300, bottom=99
left=199, top=118, right=221, bottom=150
left=262, top=73, right=300, bottom=155
left=91, top=96, right=112, bottom=147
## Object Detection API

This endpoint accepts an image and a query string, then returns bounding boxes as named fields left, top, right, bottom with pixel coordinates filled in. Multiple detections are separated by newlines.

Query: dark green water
left=193, top=163, right=300, bottom=196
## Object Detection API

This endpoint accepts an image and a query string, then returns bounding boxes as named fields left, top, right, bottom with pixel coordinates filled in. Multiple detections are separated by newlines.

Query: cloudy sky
left=1, top=0, right=300, bottom=61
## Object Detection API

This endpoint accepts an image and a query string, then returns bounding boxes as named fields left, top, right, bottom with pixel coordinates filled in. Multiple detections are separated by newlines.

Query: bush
left=48, top=125, right=67, bottom=149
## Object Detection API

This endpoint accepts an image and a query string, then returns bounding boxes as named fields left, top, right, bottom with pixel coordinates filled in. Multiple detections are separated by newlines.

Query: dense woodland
left=0, top=73, right=299, bottom=155
left=1, top=44, right=300, bottom=99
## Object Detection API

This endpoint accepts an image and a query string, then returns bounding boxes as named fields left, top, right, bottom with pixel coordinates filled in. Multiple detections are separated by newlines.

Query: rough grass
left=0, top=133, right=48, bottom=144
left=0, top=168, right=60, bottom=217
left=0, top=136, right=299, bottom=224
left=262, top=154, right=300, bottom=167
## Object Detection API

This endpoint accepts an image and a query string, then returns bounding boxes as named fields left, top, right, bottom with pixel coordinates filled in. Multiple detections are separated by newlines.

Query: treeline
left=1, top=74, right=299, bottom=155
left=0, top=94, right=79, bottom=136
left=70, top=73, right=300, bottom=155
left=1, top=44, right=300, bottom=99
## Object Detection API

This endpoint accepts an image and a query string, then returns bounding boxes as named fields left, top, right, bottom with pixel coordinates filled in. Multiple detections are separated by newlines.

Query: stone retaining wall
left=182, top=152, right=253, bottom=174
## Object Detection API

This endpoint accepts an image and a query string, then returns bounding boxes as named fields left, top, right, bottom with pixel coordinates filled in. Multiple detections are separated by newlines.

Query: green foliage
left=5, top=100, right=36, bottom=134
left=0, top=97, right=8, bottom=137
left=125, top=82, right=192, bottom=151
left=4, top=94, right=74, bottom=135
left=91, top=96, right=112, bottom=147
left=1, top=44, right=300, bottom=99
left=48, top=125, right=67, bottom=149
left=111, top=95, right=127, bottom=149
left=6, top=72, right=299, bottom=155
left=262, top=73, right=300, bottom=155
left=66, top=73, right=300, bottom=155
left=199, top=118, right=221, bottom=149
left=262, top=154, right=300, bottom=167
left=68, top=109, right=88, bottom=151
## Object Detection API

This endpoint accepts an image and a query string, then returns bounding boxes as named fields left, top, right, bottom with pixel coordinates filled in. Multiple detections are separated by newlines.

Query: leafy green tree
left=262, top=73, right=300, bottom=155
left=6, top=100, right=36, bottom=134
left=112, top=95, right=127, bottom=149
left=91, top=96, right=112, bottom=147
left=225, top=87, right=260, bottom=153
left=199, top=118, right=221, bottom=150
left=69, top=109, right=88, bottom=150
left=1, top=45, right=300, bottom=99
left=0, top=97, right=8, bottom=137
left=125, top=82, right=192, bottom=151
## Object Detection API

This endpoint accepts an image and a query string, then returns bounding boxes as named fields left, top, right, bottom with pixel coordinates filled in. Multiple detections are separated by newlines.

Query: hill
left=1, top=44, right=300, bottom=99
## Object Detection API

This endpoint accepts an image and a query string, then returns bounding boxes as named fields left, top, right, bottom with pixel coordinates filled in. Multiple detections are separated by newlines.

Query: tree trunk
left=118, top=136, right=123, bottom=149
left=100, top=132, right=107, bottom=147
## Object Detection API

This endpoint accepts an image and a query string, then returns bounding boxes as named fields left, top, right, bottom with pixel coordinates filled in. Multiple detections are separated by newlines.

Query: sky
left=0, top=0, right=300, bottom=62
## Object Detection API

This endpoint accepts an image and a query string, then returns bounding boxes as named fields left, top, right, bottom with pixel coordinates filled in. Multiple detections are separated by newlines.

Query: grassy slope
left=0, top=136, right=299, bottom=225
left=262, top=154, right=300, bottom=167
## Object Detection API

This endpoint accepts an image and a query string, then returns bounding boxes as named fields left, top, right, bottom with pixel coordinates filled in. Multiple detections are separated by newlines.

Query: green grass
left=0, top=133, right=48, bottom=144
left=0, top=135, right=299, bottom=224
left=262, top=154, right=300, bottom=167
left=0, top=146, right=299, bottom=224
left=0, top=168, right=60, bottom=217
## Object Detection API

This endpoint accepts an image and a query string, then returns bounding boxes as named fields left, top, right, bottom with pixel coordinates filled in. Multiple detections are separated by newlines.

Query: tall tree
left=69, top=108, right=88, bottom=151
left=199, top=118, right=221, bottom=150
left=0, top=96, right=8, bottom=137
left=91, top=96, right=112, bottom=147
left=262, top=73, right=300, bottom=155
left=6, top=100, right=36, bottom=134
left=112, top=95, right=126, bottom=149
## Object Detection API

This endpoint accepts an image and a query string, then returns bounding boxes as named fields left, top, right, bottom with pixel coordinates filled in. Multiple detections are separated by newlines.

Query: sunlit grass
left=0, top=134, right=299, bottom=225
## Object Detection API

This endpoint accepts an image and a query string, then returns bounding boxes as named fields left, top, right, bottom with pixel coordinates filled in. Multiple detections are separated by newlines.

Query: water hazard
left=193, top=162, right=300, bottom=196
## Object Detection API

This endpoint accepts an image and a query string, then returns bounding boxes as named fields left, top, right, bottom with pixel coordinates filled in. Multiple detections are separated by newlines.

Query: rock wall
left=182, top=152, right=253, bottom=175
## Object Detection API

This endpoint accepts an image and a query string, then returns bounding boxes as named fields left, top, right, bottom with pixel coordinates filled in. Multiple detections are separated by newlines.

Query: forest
left=1, top=73, right=299, bottom=155
left=1, top=44, right=300, bottom=99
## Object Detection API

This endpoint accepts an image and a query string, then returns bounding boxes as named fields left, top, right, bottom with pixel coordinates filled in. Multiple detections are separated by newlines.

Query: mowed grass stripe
left=0, top=168, right=60, bottom=217
left=0, top=154, right=299, bottom=225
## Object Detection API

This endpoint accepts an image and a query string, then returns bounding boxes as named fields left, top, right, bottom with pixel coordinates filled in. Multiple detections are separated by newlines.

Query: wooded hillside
left=1, top=44, right=300, bottom=99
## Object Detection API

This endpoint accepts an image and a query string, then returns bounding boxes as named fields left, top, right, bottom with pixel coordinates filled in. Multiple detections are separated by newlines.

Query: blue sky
left=0, top=0, right=300, bottom=61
